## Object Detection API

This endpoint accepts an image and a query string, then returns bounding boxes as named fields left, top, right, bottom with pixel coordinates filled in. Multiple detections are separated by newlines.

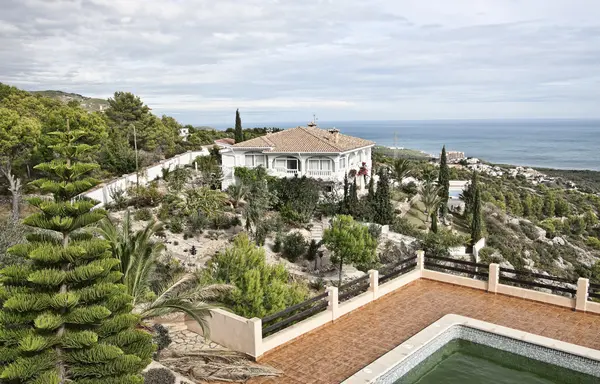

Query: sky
left=1, top=0, right=600, bottom=125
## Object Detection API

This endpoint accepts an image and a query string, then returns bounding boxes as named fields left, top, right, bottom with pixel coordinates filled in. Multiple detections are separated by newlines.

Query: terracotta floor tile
left=236, top=280, right=600, bottom=384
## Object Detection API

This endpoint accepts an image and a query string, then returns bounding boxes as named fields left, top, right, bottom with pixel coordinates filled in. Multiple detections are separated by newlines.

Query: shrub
left=417, top=230, right=467, bottom=258
left=401, top=181, right=418, bottom=197
left=128, top=183, right=164, bottom=207
left=478, top=246, right=502, bottom=264
left=169, top=218, right=183, bottom=234
left=203, top=234, right=308, bottom=318
left=152, top=324, right=172, bottom=361
left=109, top=187, right=128, bottom=210
left=586, top=236, right=600, bottom=250
left=520, top=220, right=539, bottom=240
left=134, top=207, right=153, bottom=221
left=186, top=211, right=209, bottom=234
left=212, top=214, right=233, bottom=229
left=368, top=223, right=382, bottom=241
left=272, top=233, right=283, bottom=253
left=143, top=368, right=176, bottom=384
left=282, top=232, right=308, bottom=262
left=391, top=217, right=421, bottom=238
left=230, top=216, right=242, bottom=227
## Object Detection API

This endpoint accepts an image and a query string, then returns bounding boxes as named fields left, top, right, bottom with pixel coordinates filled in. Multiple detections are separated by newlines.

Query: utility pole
left=394, top=131, right=398, bottom=159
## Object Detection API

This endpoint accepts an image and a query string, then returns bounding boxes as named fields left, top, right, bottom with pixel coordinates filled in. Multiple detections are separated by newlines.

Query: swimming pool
left=397, top=339, right=597, bottom=384
left=343, top=315, right=600, bottom=384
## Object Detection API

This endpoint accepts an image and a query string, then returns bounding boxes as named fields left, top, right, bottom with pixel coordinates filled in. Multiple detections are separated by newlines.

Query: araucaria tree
left=234, top=109, right=243, bottom=143
left=372, top=168, right=394, bottom=225
left=322, top=215, right=378, bottom=286
left=438, top=145, right=450, bottom=217
left=0, top=124, right=153, bottom=384
left=470, top=185, right=483, bottom=246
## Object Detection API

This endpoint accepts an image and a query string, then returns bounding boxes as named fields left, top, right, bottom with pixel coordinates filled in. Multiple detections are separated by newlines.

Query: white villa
left=220, top=124, right=375, bottom=190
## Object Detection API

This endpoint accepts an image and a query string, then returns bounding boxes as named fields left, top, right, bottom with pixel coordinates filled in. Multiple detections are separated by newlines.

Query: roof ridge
left=299, top=127, right=341, bottom=152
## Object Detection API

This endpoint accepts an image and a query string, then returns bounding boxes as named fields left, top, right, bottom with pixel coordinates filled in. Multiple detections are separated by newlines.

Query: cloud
left=1, top=0, right=600, bottom=124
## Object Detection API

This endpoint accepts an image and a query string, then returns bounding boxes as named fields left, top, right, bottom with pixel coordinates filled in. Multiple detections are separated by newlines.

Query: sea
left=217, top=119, right=600, bottom=171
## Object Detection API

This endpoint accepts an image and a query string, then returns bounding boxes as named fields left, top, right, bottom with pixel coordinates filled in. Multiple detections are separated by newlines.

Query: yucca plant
left=0, top=122, right=154, bottom=384
left=96, top=211, right=231, bottom=336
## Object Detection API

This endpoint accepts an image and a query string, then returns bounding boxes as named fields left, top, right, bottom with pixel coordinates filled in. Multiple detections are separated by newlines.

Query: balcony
left=306, top=169, right=333, bottom=178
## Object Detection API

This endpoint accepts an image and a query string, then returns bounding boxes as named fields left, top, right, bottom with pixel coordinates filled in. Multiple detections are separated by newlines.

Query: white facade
left=220, top=146, right=373, bottom=190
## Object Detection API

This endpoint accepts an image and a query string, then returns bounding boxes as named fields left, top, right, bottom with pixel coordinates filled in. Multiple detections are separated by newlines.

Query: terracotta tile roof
left=231, top=127, right=374, bottom=153
left=215, top=138, right=236, bottom=145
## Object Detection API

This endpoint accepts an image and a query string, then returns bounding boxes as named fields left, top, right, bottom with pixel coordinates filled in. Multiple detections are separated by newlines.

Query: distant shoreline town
left=383, top=145, right=580, bottom=190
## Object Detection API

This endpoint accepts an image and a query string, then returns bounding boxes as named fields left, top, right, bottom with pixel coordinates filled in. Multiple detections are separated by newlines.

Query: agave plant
left=96, top=210, right=231, bottom=334
left=227, top=183, right=249, bottom=208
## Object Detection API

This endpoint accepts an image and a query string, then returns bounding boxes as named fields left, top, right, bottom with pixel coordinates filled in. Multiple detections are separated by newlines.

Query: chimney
left=329, top=128, right=340, bottom=144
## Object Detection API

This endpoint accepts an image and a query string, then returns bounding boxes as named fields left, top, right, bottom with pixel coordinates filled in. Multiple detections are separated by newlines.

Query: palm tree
left=391, top=158, right=412, bottom=186
left=420, top=181, right=442, bottom=224
left=96, top=211, right=231, bottom=335
left=227, top=183, right=249, bottom=209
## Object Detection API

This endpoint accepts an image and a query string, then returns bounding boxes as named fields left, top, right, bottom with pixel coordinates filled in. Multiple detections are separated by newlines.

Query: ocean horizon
left=209, top=119, right=600, bottom=171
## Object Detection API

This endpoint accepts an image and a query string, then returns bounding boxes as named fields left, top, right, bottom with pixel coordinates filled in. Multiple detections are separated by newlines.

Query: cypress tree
left=366, top=174, right=375, bottom=220
left=0, top=122, right=153, bottom=384
left=438, top=145, right=450, bottom=217
left=341, top=174, right=350, bottom=215
left=373, top=168, right=394, bottom=225
left=470, top=186, right=483, bottom=246
left=348, top=179, right=360, bottom=218
left=431, top=212, right=438, bottom=233
left=234, top=109, right=243, bottom=143
left=462, top=171, right=478, bottom=217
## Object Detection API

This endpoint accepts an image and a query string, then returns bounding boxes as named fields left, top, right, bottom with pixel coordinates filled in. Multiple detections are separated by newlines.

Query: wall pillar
left=488, top=263, right=500, bottom=293
left=247, top=317, right=262, bottom=359
left=327, top=286, right=339, bottom=321
left=102, top=186, right=108, bottom=204
left=576, top=278, right=589, bottom=312
left=368, top=270, right=379, bottom=300
left=417, top=250, right=425, bottom=275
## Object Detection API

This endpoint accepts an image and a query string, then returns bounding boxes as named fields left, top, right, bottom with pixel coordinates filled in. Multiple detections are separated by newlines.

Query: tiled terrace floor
left=251, top=279, right=600, bottom=384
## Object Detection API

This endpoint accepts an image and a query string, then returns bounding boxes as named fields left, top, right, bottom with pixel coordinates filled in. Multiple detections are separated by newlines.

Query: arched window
left=348, top=153, right=357, bottom=167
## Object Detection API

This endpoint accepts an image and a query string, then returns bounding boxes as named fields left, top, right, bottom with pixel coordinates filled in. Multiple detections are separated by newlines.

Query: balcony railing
left=273, top=168, right=299, bottom=176
left=307, top=169, right=333, bottom=177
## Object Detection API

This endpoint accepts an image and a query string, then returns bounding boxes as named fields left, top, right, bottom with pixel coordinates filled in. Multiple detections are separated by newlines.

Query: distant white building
left=445, top=151, right=466, bottom=163
left=220, top=124, right=375, bottom=190
left=179, top=128, right=190, bottom=141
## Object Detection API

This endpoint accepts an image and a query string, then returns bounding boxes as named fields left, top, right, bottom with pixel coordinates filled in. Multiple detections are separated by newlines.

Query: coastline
left=376, top=145, right=600, bottom=194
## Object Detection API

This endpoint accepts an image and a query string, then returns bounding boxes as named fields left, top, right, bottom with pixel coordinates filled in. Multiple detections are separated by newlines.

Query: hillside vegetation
left=31, top=89, right=109, bottom=112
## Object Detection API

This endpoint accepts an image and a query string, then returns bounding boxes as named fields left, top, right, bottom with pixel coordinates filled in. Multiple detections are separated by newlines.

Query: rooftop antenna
left=308, top=113, right=318, bottom=128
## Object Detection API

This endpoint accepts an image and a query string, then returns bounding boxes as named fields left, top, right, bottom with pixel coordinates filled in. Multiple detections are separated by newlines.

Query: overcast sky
left=2, top=0, right=600, bottom=125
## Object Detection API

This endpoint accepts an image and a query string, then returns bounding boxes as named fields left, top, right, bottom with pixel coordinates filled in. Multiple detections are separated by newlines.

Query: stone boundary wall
left=82, top=149, right=208, bottom=208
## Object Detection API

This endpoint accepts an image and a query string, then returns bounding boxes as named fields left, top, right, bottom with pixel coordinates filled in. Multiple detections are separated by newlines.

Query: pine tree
left=470, top=187, right=483, bottom=246
left=438, top=145, right=450, bottom=217
left=373, top=168, right=394, bottom=225
left=0, top=121, right=153, bottom=384
left=234, top=109, right=243, bottom=143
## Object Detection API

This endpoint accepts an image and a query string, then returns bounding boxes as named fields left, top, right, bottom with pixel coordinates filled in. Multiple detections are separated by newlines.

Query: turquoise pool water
left=396, top=340, right=598, bottom=384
